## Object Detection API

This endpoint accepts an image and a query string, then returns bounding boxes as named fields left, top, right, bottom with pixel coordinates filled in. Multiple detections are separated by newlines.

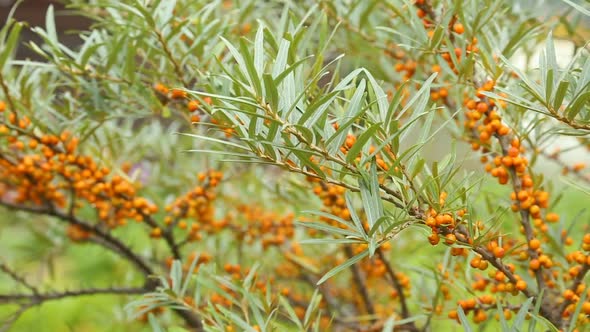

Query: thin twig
left=0, top=72, right=17, bottom=116
left=0, top=200, right=205, bottom=330
left=376, top=248, right=418, bottom=332
left=496, top=134, right=547, bottom=294
left=344, top=245, right=375, bottom=317
left=0, top=286, right=147, bottom=304
left=142, top=212, right=182, bottom=260
left=0, top=262, right=38, bottom=295
left=0, top=200, right=153, bottom=276
left=154, top=30, right=189, bottom=87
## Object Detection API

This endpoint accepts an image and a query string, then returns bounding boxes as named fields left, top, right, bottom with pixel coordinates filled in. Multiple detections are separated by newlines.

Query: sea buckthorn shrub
left=0, top=0, right=589, bottom=332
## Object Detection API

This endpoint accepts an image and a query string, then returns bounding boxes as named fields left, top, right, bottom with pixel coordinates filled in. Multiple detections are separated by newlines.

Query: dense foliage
left=1, top=0, right=589, bottom=331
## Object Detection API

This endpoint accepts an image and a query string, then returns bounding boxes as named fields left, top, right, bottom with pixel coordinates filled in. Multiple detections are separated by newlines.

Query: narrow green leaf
left=496, top=301, right=509, bottom=331
left=566, top=91, right=590, bottom=120
left=567, top=291, right=587, bottom=332
left=358, top=161, right=384, bottom=233
left=329, top=79, right=367, bottom=154
left=364, top=70, right=389, bottom=122
left=177, top=133, right=250, bottom=151
left=302, top=209, right=356, bottom=230
left=125, top=42, right=136, bottom=82
left=545, top=69, right=554, bottom=102
left=170, top=260, right=182, bottom=294
left=512, top=297, right=534, bottom=329
left=303, top=289, right=322, bottom=326
left=274, top=55, right=315, bottom=87
left=552, top=80, right=570, bottom=112
left=317, top=249, right=369, bottom=285
left=296, top=221, right=360, bottom=238
left=279, top=296, right=305, bottom=329
left=529, top=289, right=545, bottom=332
left=220, top=36, right=255, bottom=94
left=148, top=313, right=165, bottom=332
left=263, top=73, right=279, bottom=112
left=429, top=25, right=445, bottom=50
left=299, top=67, right=363, bottom=127
left=562, top=0, right=590, bottom=16
left=457, top=306, right=473, bottom=332
left=411, top=158, right=425, bottom=179
left=346, top=123, right=381, bottom=164
left=272, top=39, right=290, bottom=78
left=344, top=192, right=368, bottom=239
left=299, top=238, right=364, bottom=245
left=239, top=38, right=263, bottom=97
left=501, top=22, right=542, bottom=58
left=368, top=216, right=393, bottom=237
left=397, top=73, right=437, bottom=119
left=291, top=149, right=326, bottom=178
left=180, top=253, right=200, bottom=297
left=45, top=5, right=58, bottom=45
left=0, top=22, right=23, bottom=69
left=254, top=23, right=265, bottom=78
left=216, top=306, right=258, bottom=331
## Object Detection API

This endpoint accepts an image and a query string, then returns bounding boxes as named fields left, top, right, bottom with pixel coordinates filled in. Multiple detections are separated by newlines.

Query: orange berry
left=476, top=102, right=489, bottom=113
left=470, top=257, right=481, bottom=268
left=426, top=217, right=436, bottom=227
left=0, top=100, right=5, bottom=112
left=154, top=83, right=169, bottom=94
left=187, top=100, right=200, bottom=112
left=564, top=289, right=575, bottom=300
left=150, top=227, right=162, bottom=238
left=478, top=260, right=488, bottom=270
left=494, top=247, right=505, bottom=258
left=241, top=23, right=251, bottom=35
left=517, top=190, right=528, bottom=201
left=170, top=88, right=187, bottom=99
left=516, top=280, right=527, bottom=291
left=497, top=126, right=510, bottom=135
left=448, top=310, right=458, bottom=319
left=428, top=233, right=440, bottom=245
left=453, top=23, right=465, bottom=34
left=479, top=131, right=490, bottom=141
left=445, top=233, right=456, bottom=245
left=529, top=205, right=540, bottom=216
left=507, top=147, right=519, bottom=157
left=546, top=213, right=559, bottom=223
left=474, top=310, right=487, bottom=323
left=572, top=163, right=585, bottom=171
